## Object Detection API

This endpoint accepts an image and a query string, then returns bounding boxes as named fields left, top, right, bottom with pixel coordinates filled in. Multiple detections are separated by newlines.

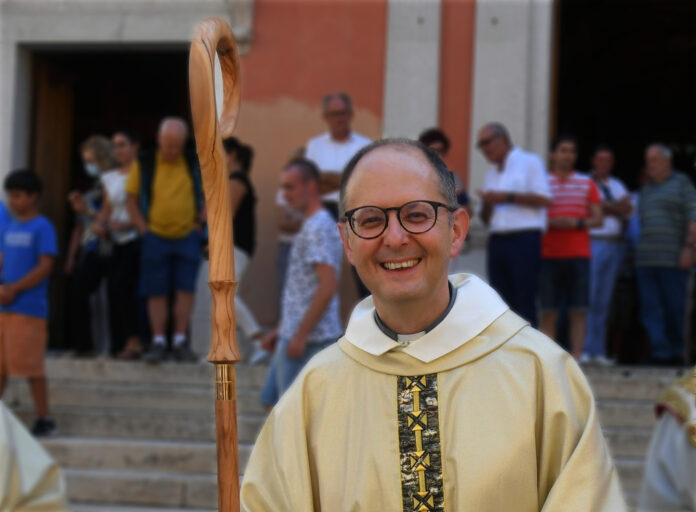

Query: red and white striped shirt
left=542, top=171, right=601, bottom=258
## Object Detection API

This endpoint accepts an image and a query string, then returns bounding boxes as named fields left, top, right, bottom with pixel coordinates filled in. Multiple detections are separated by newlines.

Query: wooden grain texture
left=189, top=17, right=241, bottom=364
left=216, top=366, right=240, bottom=511
left=189, top=18, right=243, bottom=512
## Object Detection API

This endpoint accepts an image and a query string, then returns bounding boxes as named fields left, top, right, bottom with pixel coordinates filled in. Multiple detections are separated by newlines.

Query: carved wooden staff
left=189, top=18, right=242, bottom=512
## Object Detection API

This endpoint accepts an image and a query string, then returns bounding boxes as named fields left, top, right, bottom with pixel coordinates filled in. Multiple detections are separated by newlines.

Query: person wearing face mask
left=90, top=130, right=143, bottom=359
left=64, top=135, right=118, bottom=356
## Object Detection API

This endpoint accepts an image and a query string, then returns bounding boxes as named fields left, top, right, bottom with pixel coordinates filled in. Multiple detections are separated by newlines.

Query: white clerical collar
left=344, top=274, right=509, bottom=363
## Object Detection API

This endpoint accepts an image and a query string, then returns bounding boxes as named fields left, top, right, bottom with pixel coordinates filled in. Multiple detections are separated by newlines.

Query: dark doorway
left=556, top=1, right=696, bottom=189
left=30, top=48, right=191, bottom=348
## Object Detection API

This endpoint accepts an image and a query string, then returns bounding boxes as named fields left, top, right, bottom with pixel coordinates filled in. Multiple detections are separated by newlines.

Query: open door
left=31, top=56, right=75, bottom=348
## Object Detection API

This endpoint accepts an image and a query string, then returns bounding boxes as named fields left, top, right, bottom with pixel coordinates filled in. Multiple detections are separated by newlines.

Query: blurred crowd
left=0, top=91, right=694, bottom=431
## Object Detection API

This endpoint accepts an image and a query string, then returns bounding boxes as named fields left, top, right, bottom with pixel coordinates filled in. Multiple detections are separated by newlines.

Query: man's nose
left=382, top=211, right=409, bottom=246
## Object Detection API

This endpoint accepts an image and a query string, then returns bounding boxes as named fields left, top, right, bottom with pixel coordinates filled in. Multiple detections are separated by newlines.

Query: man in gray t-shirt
left=260, top=158, right=343, bottom=407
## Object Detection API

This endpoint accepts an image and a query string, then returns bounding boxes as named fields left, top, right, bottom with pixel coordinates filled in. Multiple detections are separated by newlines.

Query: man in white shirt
left=583, top=145, right=633, bottom=364
left=305, top=92, right=371, bottom=220
left=477, top=122, right=551, bottom=327
left=306, top=92, right=371, bottom=297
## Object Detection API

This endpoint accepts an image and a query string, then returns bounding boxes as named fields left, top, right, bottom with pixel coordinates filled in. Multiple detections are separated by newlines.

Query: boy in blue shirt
left=0, top=170, right=58, bottom=436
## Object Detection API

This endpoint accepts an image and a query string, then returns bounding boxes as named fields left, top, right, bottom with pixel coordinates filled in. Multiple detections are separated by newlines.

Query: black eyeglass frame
left=343, top=200, right=458, bottom=240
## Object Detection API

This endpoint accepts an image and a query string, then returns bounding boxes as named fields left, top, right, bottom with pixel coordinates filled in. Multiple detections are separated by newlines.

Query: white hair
left=158, top=117, right=188, bottom=139
left=646, top=143, right=672, bottom=160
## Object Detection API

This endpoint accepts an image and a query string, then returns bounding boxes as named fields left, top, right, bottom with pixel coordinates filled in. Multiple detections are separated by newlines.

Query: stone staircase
left=3, top=358, right=689, bottom=510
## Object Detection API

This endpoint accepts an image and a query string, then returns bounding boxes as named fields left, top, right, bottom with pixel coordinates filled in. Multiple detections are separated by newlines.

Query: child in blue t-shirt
left=0, top=170, right=58, bottom=437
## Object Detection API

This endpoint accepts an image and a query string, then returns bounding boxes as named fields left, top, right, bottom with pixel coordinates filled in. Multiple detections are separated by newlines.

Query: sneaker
left=143, top=343, right=167, bottom=365
left=172, top=344, right=198, bottom=363
left=579, top=353, right=593, bottom=364
left=594, top=355, right=616, bottom=367
left=31, top=417, right=57, bottom=437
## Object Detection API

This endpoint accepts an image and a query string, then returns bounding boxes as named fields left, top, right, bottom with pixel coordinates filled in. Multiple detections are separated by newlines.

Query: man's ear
left=337, top=221, right=355, bottom=265
left=449, top=208, right=469, bottom=258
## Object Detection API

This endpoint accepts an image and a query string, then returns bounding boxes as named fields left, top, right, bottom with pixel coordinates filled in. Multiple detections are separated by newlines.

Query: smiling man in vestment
left=241, top=139, right=626, bottom=511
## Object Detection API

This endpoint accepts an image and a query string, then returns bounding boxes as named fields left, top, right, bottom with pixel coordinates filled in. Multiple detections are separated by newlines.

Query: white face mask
left=84, top=162, right=100, bottom=178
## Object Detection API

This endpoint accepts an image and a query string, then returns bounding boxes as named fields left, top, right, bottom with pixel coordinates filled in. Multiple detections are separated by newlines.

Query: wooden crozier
left=189, top=18, right=242, bottom=512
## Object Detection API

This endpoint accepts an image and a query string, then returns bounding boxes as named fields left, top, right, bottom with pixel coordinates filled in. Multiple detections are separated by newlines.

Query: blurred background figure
left=92, top=130, right=142, bottom=359
left=538, top=135, right=602, bottom=360
left=638, top=367, right=696, bottom=509
left=584, top=145, right=633, bottom=365
left=418, top=127, right=472, bottom=216
left=260, top=158, right=343, bottom=408
left=275, top=148, right=305, bottom=314
left=65, top=135, right=117, bottom=357
left=477, top=122, right=551, bottom=327
left=306, top=92, right=371, bottom=299
left=636, top=143, right=696, bottom=366
left=126, top=117, right=204, bottom=364
left=223, top=136, right=267, bottom=363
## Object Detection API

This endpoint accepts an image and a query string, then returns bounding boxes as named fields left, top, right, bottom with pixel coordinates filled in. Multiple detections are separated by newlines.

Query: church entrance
left=29, top=48, right=190, bottom=349
left=555, top=1, right=696, bottom=363
left=555, top=0, right=696, bottom=187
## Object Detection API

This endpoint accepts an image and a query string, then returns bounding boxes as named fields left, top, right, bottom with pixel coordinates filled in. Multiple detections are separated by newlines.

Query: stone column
left=468, top=0, right=554, bottom=205
left=382, top=0, right=441, bottom=138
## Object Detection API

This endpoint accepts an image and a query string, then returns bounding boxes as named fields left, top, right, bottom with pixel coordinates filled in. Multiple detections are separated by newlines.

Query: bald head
left=157, top=117, right=188, bottom=162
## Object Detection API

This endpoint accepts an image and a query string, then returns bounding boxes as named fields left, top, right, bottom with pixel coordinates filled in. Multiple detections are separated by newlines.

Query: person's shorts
left=539, top=258, right=590, bottom=312
left=140, top=230, right=201, bottom=296
left=0, top=312, right=47, bottom=377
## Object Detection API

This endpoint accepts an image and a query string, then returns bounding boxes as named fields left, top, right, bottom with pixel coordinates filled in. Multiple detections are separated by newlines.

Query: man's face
left=323, top=97, right=353, bottom=139
left=592, top=150, right=614, bottom=179
left=476, top=127, right=509, bottom=165
left=340, top=146, right=469, bottom=309
left=112, top=134, right=138, bottom=167
left=281, top=166, right=311, bottom=213
left=157, top=130, right=185, bottom=162
left=551, top=141, right=577, bottom=172
left=645, top=148, right=670, bottom=181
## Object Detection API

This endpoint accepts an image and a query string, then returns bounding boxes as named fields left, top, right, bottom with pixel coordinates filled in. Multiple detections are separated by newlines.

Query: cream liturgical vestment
left=0, top=401, right=67, bottom=511
left=241, top=274, right=626, bottom=511
left=638, top=367, right=696, bottom=511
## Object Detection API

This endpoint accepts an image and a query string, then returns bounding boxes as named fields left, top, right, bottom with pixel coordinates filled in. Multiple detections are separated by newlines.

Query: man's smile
left=380, top=258, right=421, bottom=271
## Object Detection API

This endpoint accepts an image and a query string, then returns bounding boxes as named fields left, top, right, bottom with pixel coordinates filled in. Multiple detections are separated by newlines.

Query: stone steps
left=6, top=358, right=684, bottom=510
left=41, top=437, right=252, bottom=475
left=63, top=468, right=217, bottom=509
left=12, top=406, right=264, bottom=443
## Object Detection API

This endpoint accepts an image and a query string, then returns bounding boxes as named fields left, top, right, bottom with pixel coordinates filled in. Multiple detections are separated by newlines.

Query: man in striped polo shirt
left=539, top=135, right=603, bottom=360
left=637, top=143, right=696, bottom=366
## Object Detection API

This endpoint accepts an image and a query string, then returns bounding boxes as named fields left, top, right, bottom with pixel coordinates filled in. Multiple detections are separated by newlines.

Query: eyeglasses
left=343, top=200, right=457, bottom=239
left=476, top=134, right=500, bottom=149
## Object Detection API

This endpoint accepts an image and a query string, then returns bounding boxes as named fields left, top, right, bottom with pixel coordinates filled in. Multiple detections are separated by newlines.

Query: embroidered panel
left=397, top=374, right=444, bottom=512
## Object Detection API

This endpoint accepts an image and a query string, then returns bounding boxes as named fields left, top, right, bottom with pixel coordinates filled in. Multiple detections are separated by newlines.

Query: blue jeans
left=636, top=266, right=689, bottom=360
left=584, top=239, right=624, bottom=356
left=487, top=230, right=542, bottom=327
left=260, top=337, right=335, bottom=406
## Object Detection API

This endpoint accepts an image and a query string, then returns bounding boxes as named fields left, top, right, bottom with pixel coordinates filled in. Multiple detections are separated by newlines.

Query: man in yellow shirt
left=126, top=117, right=204, bottom=363
left=241, top=139, right=626, bottom=511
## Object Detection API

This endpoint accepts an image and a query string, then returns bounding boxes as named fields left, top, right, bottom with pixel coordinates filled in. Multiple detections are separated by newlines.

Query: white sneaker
left=594, top=355, right=616, bottom=366
left=579, top=353, right=593, bottom=364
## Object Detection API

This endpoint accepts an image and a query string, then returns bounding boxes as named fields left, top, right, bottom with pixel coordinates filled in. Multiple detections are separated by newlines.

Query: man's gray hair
left=481, top=122, right=512, bottom=145
left=646, top=142, right=672, bottom=160
left=322, top=92, right=353, bottom=112
left=339, top=138, right=458, bottom=215
left=158, top=117, right=189, bottom=139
